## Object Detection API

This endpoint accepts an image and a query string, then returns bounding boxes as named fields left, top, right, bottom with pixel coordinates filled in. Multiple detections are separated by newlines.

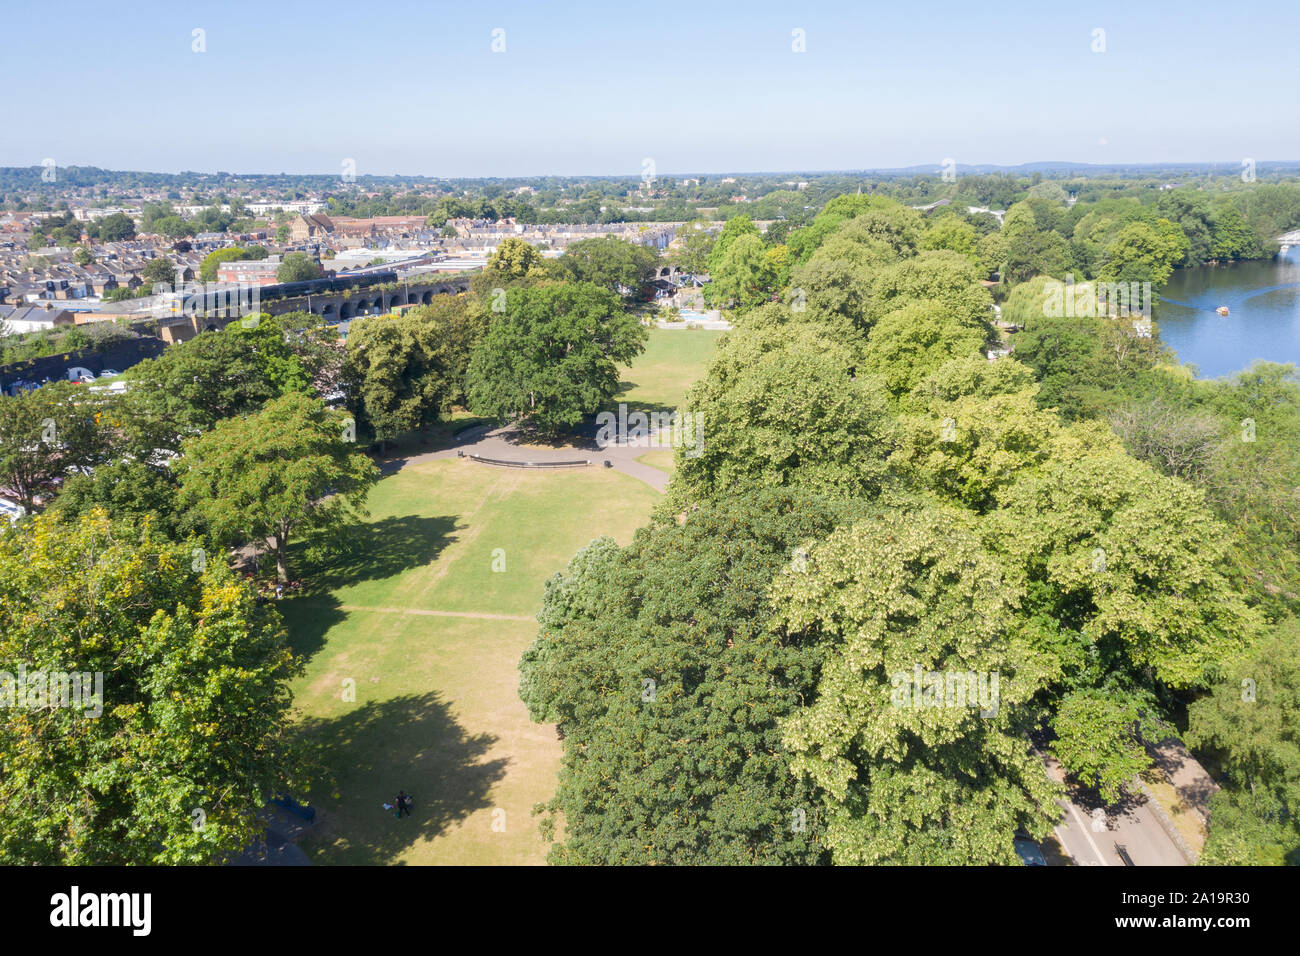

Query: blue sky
left=9, top=0, right=1300, bottom=177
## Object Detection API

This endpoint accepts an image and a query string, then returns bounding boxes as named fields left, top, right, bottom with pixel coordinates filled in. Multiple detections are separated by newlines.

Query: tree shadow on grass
left=296, top=692, right=506, bottom=865
left=278, top=597, right=348, bottom=662
left=278, top=514, right=459, bottom=661
left=301, top=514, right=459, bottom=592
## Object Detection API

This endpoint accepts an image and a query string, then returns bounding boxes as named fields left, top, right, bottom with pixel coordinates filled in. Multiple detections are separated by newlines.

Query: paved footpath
left=381, top=423, right=672, bottom=493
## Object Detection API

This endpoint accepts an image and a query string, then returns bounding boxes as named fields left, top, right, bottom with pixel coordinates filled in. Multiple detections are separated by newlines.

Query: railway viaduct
left=145, top=274, right=472, bottom=343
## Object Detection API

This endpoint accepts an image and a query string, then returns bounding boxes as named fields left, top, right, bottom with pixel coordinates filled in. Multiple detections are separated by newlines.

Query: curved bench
left=465, top=453, right=590, bottom=469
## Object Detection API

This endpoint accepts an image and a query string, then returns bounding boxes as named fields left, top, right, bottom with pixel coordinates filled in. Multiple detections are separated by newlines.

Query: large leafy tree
left=785, top=195, right=921, bottom=264
left=787, top=227, right=903, bottom=335
left=178, top=392, right=379, bottom=582
left=0, top=381, right=112, bottom=511
left=469, top=236, right=547, bottom=299
left=668, top=324, right=896, bottom=508
left=125, top=331, right=277, bottom=447
left=890, top=357, right=1060, bottom=512
left=1050, top=690, right=1154, bottom=802
left=343, top=310, right=460, bottom=448
left=1001, top=201, right=1074, bottom=284
left=704, top=233, right=783, bottom=310
left=866, top=250, right=992, bottom=328
left=51, top=459, right=191, bottom=541
left=860, top=299, right=988, bottom=399
left=770, top=500, right=1062, bottom=864
left=704, top=215, right=760, bottom=274
left=551, top=236, right=659, bottom=297
left=1098, top=219, right=1188, bottom=288
left=673, top=219, right=715, bottom=274
left=276, top=251, right=324, bottom=283
left=401, top=294, right=488, bottom=408
left=985, top=426, right=1263, bottom=691
left=199, top=245, right=267, bottom=283
left=520, top=490, right=865, bottom=864
left=467, top=282, right=645, bottom=434
left=227, top=311, right=344, bottom=398
left=1187, top=617, right=1300, bottom=864
left=0, top=511, right=302, bottom=864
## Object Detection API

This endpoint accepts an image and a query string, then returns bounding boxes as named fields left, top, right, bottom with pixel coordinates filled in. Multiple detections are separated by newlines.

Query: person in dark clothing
left=396, top=791, right=412, bottom=818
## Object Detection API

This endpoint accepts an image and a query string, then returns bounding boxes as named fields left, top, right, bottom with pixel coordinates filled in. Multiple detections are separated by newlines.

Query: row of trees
left=0, top=303, right=391, bottom=862
left=518, top=193, right=1296, bottom=864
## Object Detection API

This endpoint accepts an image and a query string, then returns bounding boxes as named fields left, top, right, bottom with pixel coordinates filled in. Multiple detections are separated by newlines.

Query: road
left=1044, top=754, right=1187, bottom=866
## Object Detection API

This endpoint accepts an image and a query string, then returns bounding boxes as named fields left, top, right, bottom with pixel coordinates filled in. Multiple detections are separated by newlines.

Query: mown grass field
left=284, top=461, right=660, bottom=864
left=609, top=327, right=725, bottom=413
left=280, top=326, right=719, bottom=865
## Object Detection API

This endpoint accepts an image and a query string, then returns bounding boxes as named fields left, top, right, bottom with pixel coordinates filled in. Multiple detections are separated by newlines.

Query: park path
left=298, top=602, right=534, bottom=622
left=380, top=423, right=672, bottom=493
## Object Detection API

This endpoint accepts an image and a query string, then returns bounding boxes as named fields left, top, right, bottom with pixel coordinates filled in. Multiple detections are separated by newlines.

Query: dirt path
left=297, top=602, right=534, bottom=622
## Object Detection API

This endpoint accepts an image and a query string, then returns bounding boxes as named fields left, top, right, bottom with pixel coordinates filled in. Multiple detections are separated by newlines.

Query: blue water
left=1158, top=247, right=1300, bottom=379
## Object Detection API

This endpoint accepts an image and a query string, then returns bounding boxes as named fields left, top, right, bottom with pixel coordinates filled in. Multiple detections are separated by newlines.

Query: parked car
left=1014, top=833, right=1047, bottom=866
left=0, top=497, right=26, bottom=525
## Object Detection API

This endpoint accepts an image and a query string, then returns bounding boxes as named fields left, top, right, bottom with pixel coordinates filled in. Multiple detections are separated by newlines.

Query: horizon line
left=5, top=159, right=1300, bottom=182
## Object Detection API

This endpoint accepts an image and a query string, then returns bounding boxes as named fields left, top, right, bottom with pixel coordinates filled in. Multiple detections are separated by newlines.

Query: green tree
left=551, top=236, right=659, bottom=297
left=860, top=299, right=988, bottom=399
left=921, top=216, right=979, bottom=262
left=343, top=310, right=460, bottom=448
left=1001, top=200, right=1074, bottom=284
left=890, top=358, right=1059, bottom=511
left=226, top=312, right=343, bottom=398
left=771, top=500, right=1063, bottom=864
left=987, top=428, right=1263, bottom=691
left=703, top=232, right=778, bottom=310
left=125, top=331, right=277, bottom=448
left=467, top=282, right=645, bottom=434
left=704, top=214, right=760, bottom=273
left=1050, top=690, right=1153, bottom=801
left=177, top=392, right=379, bottom=582
left=0, top=382, right=111, bottom=512
left=1098, top=220, right=1188, bottom=287
left=520, top=490, right=864, bottom=864
left=141, top=256, right=175, bottom=288
left=276, top=252, right=324, bottom=283
left=669, top=324, right=896, bottom=507
left=200, top=245, right=266, bottom=283
left=1187, top=617, right=1300, bottom=863
left=674, top=219, right=715, bottom=274
left=0, top=510, right=302, bottom=864
left=51, top=459, right=190, bottom=541
left=95, top=212, right=135, bottom=241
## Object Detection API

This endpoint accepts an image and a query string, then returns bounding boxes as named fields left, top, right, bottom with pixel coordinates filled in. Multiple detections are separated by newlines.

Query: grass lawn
left=282, top=459, right=659, bottom=865
left=611, top=326, right=725, bottom=413
left=279, top=327, right=719, bottom=865
left=636, top=449, right=676, bottom=475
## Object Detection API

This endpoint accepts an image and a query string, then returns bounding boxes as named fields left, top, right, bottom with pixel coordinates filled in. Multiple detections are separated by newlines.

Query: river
left=1157, top=247, right=1300, bottom=379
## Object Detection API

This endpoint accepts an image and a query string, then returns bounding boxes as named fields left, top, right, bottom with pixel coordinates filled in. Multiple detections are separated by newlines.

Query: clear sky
left=9, top=0, right=1300, bottom=177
